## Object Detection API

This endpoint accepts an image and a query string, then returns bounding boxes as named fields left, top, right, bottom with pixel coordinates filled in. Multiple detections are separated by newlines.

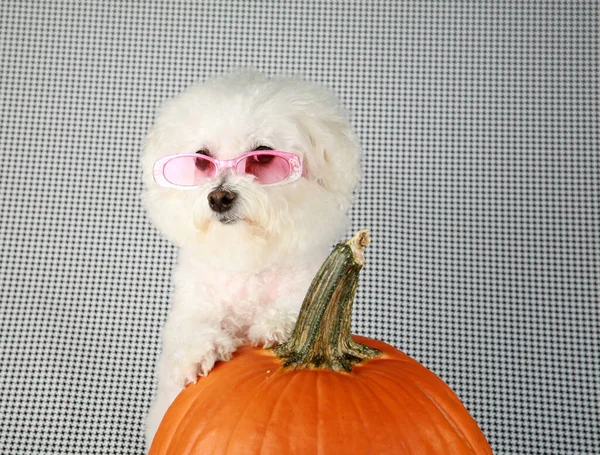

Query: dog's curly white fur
left=141, top=70, right=361, bottom=448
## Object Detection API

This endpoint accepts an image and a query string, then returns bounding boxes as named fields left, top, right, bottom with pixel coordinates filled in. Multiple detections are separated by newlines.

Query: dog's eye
left=195, top=156, right=212, bottom=171
left=251, top=154, right=274, bottom=164
left=253, top=145, right=273, bottom=151
left=194, top=149, right=213, bottom=171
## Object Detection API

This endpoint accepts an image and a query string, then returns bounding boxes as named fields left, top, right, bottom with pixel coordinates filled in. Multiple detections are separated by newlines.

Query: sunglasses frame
left=153, top=150, right=303, bottom=190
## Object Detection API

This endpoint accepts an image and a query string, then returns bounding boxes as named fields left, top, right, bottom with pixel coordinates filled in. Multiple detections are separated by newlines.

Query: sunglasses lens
left=236, top=153, right=292, bottom=184
left=162, top=155, right=217, bottom=186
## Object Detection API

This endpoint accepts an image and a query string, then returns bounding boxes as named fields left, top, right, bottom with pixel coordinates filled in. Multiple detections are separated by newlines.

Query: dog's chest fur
left=173, top=249, right=316, bottom=333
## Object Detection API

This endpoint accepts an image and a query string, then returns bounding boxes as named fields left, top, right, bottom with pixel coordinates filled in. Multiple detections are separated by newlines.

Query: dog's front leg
left=247, top=290, right=305, bottom=348
left=146, top=306, right=241, bottom=449
left=160, top=308, right=241, bottom=383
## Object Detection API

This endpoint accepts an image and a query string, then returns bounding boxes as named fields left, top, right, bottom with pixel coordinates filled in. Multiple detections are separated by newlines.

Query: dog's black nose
left=207, top=189, right=237, bottom=213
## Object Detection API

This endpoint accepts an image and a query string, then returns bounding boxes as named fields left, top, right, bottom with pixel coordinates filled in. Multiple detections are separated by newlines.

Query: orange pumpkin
left=150, top=232, right=493, bottom=455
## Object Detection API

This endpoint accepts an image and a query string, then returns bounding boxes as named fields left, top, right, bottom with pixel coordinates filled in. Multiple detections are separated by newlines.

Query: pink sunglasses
left=153, top=150, right=303, bottom=189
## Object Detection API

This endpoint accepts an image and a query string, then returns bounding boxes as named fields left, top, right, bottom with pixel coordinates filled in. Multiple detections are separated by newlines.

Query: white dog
left=141, top=69, right=361, bottom=447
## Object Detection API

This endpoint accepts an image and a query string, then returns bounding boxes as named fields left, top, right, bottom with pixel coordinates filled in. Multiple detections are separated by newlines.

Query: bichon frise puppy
left=141, top=69, right=361, bottom=447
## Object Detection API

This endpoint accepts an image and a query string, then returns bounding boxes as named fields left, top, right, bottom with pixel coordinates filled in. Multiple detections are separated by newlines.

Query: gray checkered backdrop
left=1, top=1, right=598, bottom=454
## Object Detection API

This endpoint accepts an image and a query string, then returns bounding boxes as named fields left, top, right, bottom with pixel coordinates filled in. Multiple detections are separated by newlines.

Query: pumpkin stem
left=272, top=230, right=382, bottom=372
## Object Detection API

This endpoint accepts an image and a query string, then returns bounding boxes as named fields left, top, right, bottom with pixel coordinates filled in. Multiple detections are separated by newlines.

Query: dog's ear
left=295, top=111, right=361, bottom=211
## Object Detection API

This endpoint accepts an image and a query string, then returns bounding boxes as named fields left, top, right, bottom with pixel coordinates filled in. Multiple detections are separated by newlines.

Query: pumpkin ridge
left=212, top=362, right=288, bottom=454
left=185, top=361, right=275, bottom=452
left=340, top=372, right=371, bottom=441
left=356, top=366, right=406, bottom=449
left=156, top=364, right=247, bottom=451
left=152, top=388, right=198, bottom=451
left=371, top=364, right=466, bottom=408
left=357, top=367, right=437, bottom=452
left=341, top=368, right=402, bottom=453
left=361, top=369, right=481, bottom=453
left=410, top=380, right=478, bottom=454
left=161, top=371, right=234, bottom=451
left=252, top=372, right=304, bottom=455
left=390, top=371, right=454, bottom=450
left=315, top=372, right=323, bottom=454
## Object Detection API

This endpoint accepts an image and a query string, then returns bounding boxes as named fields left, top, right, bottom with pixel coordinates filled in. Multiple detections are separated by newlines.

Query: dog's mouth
left=215, top=214, right=240, bottom=225
left=214, top=214, right=263, bottom=229
left=218, top=218, right=239, bottom=224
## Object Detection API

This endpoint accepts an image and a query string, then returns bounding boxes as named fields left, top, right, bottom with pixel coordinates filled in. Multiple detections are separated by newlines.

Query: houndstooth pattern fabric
left=1, top=1, right=598, bottom=454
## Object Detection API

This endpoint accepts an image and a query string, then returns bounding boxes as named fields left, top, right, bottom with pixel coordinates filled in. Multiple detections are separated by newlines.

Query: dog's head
left=142, top=70, right=361, bottom=271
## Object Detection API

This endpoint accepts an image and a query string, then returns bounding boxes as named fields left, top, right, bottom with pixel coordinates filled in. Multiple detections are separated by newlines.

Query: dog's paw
left=247, top=307, right=298, bottom=348
left=171, top=350, right=217, bottom=386
left=249, top=329, right=287, bottom=349
left=163, top=332, right=240, bottom=387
